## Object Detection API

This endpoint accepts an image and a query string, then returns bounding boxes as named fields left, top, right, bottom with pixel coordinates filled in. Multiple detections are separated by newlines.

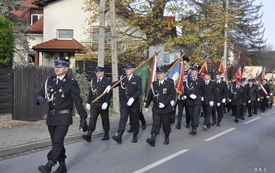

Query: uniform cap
left=231, top=77, right=236, bottom=80
left=204, top=71, right=211, bottom=76
left=248, top=79, right=254, bottom=82
left=94, top=66, right=104, bottom=73
left=54, top=57, right=70, bottom=67
left=216, top=71, right=222, bottom=75
left=191, top=66, right=199, bottom=71
left=123, top=64, right=135, bottom=70
left=156, top=67, right=167, bottom=73
left=237, top=78, right=242, bottom=82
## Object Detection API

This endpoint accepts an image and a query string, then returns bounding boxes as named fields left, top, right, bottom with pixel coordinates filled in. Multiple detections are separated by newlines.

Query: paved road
left=1, top=108, right=275, bottom=173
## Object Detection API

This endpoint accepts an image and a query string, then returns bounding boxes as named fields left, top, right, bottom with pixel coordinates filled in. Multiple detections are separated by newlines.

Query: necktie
left=97, top=78, right=100, bottom=83
left=128, top=77, right=131, bottom=81
left=205, top=81, right=208, bottom=85
left=56, top=78, right=61, bottom=85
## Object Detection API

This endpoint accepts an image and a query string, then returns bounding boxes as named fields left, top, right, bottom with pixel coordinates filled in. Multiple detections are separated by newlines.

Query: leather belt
left=48, top=109, right=70, bottom=115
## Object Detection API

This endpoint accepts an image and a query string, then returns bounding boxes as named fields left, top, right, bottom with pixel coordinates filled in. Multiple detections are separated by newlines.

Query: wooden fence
left=0, top=68, right=12, bottom=115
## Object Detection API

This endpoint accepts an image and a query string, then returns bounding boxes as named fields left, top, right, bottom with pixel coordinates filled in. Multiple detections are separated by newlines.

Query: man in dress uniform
left=240, top=78, right=249, bottom=119
left=184, top=66, right=204, bottom=135
left=247, top=79, right=259, bottom=117
left=259, top=79, right=271, bottom=112
left=212, top=72, right=228, bottom=126
left=201, top=71, right=217, bottom=131
left=229, top=78, right=247, bottom=123
left=112, top=64, right=142, bottom=144
left=82, top=66, right=112, bottom=142
left=145, top=67, right=176, bottom=146
left=36, top=57, right=88, bottom=173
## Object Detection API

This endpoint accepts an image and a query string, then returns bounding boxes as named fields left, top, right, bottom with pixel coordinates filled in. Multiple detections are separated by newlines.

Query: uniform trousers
left=187, top=104, right=201, bottom=127
left=247, top=101, right=256, bottom=115
left=47, top=125, right=69, bottom=162
left=118, top=103, right=140, bottom=134
left=151, top=112, right=171, bottom=135
left=232, top=105, right=242, bottom=120
left=176, top=100, right=186, bottom=125
left=202, top=104, right=212, bottom=127
left=88, top=105, right=110, bottom=132
left=215, top=103, right=225, bottom=122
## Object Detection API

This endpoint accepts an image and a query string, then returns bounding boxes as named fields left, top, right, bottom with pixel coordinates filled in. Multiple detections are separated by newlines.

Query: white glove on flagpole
left=104, top=85, right=111, bottom=93
left=86, top=103, right=90, bottom=110
left=248, top=100, right=251, bottom=103
left=101, top=102, right=108, bottom=110
left=217, top=103, right=221, bottom=107
left=222, top=98, right=226, bottom=103
left=257, top=98, right=260, bottom=101
left=127, top=97, right=135, bottom=106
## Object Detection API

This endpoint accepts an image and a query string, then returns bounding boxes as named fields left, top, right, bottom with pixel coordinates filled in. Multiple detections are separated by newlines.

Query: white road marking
left=243, top=117, right=261, bottom=124
left=204, top=128, right=236, bottom=142
left=132, top=149, right=189, bottom=173
left=264, top=110, right=275, bottom=116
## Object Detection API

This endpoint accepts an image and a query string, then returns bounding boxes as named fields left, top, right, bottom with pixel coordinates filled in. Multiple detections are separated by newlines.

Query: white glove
left=181, top=95, right=187, bottom=100
left=143, top=102, right=146, bottom=107
left=201, top=97, right=204, bottom=101
left=101, top=102, right=108, bottom=110
left=190, top=94, right=197, bottom=99
left=248, top=100, right=251, bottom=103
left=159, top=103, right=165, bottom=108
left=104, top=85, right=111, bottom=93
left=127, top=97, right=135, bottom=106
left=217, top=103, right=221, bottom=107
left=222, top=98, right=226, bottom=103
left=209, top=101, right=214, bottom=107
left=257, top=98, right=260, bottom=101
left=271, top=93, right=273, bottom=96
left=228, top=99, right=232, bottom=102
left=86, top=103, right=90, bottom=110
left=170, top=100, right=175, bottom=106
left=145, top=108, right=148, bottom=112
left=267, top=96, right=270, bottom=98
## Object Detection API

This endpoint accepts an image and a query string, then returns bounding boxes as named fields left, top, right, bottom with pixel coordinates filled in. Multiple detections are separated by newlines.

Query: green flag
left=134, top=59, right=152, bottom=107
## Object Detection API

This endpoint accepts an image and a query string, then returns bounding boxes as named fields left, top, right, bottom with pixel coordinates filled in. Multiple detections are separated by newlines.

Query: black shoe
left=101, top=134, right=109, bottom=141
left=82, top=134, right=91, bottom=142
left=146, top=133, right=156, bottom=147
left=241, top=117, right=245, bottom=120
left=189, top=129, right=197, bottom=135
left=200, top=112, right=204, bottom=117
left=211, top=122, right=216, bottom=126
left=176, top=123, right=181, bottom=129
left=164, top=134, right=169, bottom=145
left=52, top=161, right=67, bottom=173
left=112, top=135, right=122, bottom=144
left=185, top=124, right=190, bottom=128
left=234, top=119, right=239, bottom=123
left=38, top=160, right=55, bottom=173
left=216, top=122, right=221, bottom=126
left=142, top=123, right=146, bottom=130
left=131, top=134, right=138, bottom=143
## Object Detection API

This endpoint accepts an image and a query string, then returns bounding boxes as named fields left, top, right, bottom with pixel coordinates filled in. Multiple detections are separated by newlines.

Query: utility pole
left=223, top=0, right=229, bottom=79
left=109, top=0, right=119, bottom=112
left=98, top=0, right=106, bottom=67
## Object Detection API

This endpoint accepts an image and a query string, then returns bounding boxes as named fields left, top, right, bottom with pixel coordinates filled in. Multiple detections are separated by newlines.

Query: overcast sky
left=255, top=0, right=275, bottom=50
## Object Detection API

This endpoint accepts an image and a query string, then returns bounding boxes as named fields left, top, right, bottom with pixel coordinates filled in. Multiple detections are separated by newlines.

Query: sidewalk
left=0, top=111, right=152, bottom=159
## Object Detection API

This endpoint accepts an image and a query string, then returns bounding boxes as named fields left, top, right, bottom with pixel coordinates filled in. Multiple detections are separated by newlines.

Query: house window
left=31, top=14, right=43, bottom=25
left=57, top=29, right=74, bottom=40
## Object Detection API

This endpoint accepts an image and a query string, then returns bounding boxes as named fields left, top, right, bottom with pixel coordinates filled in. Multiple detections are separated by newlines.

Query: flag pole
left=92, top=51, right=161, bottom=103
left=168, top=56, right=183, bottom=72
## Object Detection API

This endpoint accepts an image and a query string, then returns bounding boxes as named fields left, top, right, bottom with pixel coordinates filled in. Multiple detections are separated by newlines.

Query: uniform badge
left=132, top=82, right=137, bottom=84
left=63, top=79, right=66, bottom=82
left=163, top=88, right=167, bottom=94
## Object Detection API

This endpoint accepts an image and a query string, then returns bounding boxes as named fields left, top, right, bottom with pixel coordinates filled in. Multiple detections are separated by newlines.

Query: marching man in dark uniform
left=112, top=64, right=142, bottom=144
left=212, top=72, right=228, bottom=126
left=201, top=71, right=217, bottom=131
left=247, top=79, right=259, bottom=117
left=259, top=79, right=271, bottom=112
left=229, top=78, right=247, bottom=123
left=82, top=67, right=112, bottom=142
left=36, top=57, right=88, bottom=173
left=145, top=67, right=176, bottom=146
left=184, top=66, right=204, bottom=135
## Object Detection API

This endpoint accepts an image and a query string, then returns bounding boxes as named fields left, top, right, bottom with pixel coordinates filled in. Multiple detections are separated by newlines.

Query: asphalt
left=0, top=111, right=153, bottom=160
